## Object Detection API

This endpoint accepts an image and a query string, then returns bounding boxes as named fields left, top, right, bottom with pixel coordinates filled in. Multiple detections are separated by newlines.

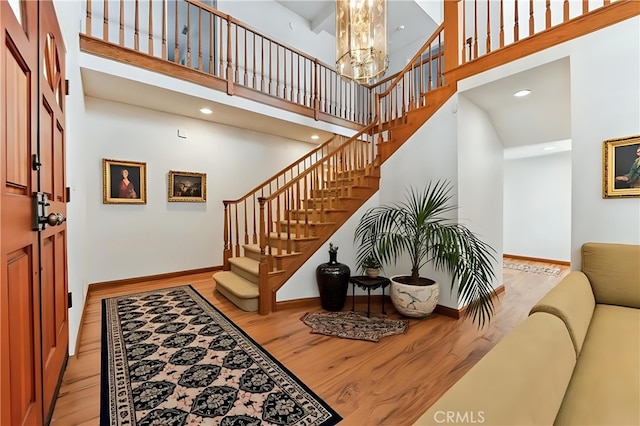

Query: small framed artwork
left=168, top=170, right=206, bottom=202
left=103, top=158, right=147, bottom=204
left=603, top=135, right=640, bottom=198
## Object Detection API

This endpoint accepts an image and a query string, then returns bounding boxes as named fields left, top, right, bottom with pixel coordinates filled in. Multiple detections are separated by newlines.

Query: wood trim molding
left=73, top=288, right=91, bottom=357
left=274, top=286, right=507, bottom=322
left=504, top=254, right=571, bottom=266
left=275, top=295, right=392, bottom=312
left=87, top=266, right=222, bottom=294
left=435, top=284, right=507, bottom=320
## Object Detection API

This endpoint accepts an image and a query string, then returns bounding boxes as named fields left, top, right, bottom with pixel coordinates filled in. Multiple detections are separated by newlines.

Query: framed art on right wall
left=603, top=135, right=640, bottom=198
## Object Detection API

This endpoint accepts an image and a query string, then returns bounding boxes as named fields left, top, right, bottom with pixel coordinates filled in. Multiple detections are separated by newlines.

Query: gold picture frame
left=168, top=170, right=206, bottom=202
left=103, top=158, right=147, bottom=204
left=603, top=135, right=640, bottom=198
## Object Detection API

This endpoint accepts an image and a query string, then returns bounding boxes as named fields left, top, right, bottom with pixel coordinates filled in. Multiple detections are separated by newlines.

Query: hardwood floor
left=50, top=258, right=569, bottom=425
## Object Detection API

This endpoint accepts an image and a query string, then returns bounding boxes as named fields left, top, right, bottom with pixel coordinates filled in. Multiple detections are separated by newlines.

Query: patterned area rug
left=101, top=285, right=341, bottom=426
left=301, top=311, right=409, bottom=342
left=503, top=261, right=561, bottom=276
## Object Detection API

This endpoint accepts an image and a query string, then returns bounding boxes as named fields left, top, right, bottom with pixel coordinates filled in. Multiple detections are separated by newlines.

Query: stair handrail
left=222, top=134, right=348, bottom=264
left=372, top=23, right=446, bottom=131
left=257, top=120, right=379, bottom=255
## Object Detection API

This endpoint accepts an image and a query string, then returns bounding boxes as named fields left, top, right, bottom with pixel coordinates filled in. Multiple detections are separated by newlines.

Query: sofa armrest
left=582, top=242, right=640, bottom=308
left=530, top=271, right=595, bottom=356
left=413, top=313, right=576, bottom=426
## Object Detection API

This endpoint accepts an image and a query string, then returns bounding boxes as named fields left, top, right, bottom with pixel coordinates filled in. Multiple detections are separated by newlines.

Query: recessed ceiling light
left=513, top=89, right=531, bottom=97
left=200, top=108, right=213, bottom=114
left=396, top=25, right=405, bottom=31
left=310, top=135, right=320, bottom=140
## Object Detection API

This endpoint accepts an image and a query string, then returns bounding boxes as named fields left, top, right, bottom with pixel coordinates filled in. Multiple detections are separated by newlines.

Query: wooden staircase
left=211, top=1, right=637, bottom=314
left=214, top=160, right=382, bottom=313
left=214, top=20, right=455, bottom=314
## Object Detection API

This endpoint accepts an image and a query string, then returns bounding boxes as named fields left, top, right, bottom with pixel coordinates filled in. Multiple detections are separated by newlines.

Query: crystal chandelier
left=336, top=0, right=388, bottom=84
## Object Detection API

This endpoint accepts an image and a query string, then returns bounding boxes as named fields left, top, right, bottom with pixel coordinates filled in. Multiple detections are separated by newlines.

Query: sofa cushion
left=530, top=271, right=595, bottom=356
left=414, top=313, right=576, bottom=425
left=554, top=304, right=640, bottom=425
left=582, top=242, right=640, bottom=308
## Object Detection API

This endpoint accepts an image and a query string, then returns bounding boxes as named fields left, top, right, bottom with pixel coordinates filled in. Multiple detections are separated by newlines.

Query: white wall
left=457, top=95, right=504, bottom=295
left=569, top=18, right=640, bottom=267
left=504, top=151, right=572, bottom=261
left=379, top=97, right=461, bottom=309
left=459, top=16, right=640, bottom=270
left=83, top=97, right=316, bottom=284
left=54, top=0, right=88, bottom=356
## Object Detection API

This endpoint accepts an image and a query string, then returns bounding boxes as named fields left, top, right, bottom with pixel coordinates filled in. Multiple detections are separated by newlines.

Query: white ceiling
left=81, top=68, right=335, bottom=144
left=274, top=0, right=435, bottom=53
left=461, top=57, right=571, bottom=150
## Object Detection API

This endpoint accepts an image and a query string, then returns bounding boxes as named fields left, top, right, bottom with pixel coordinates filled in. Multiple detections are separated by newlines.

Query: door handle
left=32, top=192, right=66, bottom=230
left=43, top=212, right=66, bottom=227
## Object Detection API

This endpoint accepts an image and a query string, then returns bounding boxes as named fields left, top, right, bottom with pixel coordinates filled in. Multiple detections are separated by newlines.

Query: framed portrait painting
left=103, top=159, right=147, bottom=204
left=603, top=135, right=640, bottom=198
left=168, top=170, right=206, bottom=202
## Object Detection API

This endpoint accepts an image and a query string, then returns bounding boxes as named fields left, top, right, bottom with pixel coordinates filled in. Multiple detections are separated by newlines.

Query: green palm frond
left=354, top=181, right=498, bottom=328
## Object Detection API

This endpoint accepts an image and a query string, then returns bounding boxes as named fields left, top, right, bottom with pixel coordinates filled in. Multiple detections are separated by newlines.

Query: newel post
left=443, top=0, right=463, bottom=79
left=257, top=197, right=270, bottom=315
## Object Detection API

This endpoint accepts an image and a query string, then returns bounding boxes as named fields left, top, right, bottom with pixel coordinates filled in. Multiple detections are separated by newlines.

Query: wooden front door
left=38, top=1, right=69, bottom=418
left=1, top=1, right=68, bottom=424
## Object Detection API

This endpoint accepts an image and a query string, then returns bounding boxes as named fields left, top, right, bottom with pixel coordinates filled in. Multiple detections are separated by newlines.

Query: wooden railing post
left=443, top=0, right=463, bottom=75
left=257, top=197, right=270, bottom=314
left=313, top=59, right=319, bottom=120
left=226, top=15, right=234, bottom=95
left=86, top=0, right=92, bottom=36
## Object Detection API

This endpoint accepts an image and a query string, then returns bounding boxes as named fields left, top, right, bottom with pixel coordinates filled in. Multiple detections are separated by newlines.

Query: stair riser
left=278, top=222, right=332, bottom=236
left=216, top=286, right=258, bottom=312
left=244, top=250, right=261, bottom=262
left=287, top=210, right=343, bottom=222
left=230, top=264, right=259, bottom=284
left=312, top=187, right=370, bottom=198
left=267, top=238, right=300, bottom=253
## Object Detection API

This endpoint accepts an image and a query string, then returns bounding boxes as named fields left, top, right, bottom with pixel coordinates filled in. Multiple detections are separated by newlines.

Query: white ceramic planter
left=390, top=276, right=439, bottom=318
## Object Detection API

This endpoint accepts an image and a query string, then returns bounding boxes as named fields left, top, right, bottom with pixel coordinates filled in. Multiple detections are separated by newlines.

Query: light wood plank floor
left=50, top=258, right=569, bottom=425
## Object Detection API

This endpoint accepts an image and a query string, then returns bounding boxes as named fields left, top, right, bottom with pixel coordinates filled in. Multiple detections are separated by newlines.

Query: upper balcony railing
left=83, top=0, right=373, bottom=128
left=81, top=0, right=632, bottom=133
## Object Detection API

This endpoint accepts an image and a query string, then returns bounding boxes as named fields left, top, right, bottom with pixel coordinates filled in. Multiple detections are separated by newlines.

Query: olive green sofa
left=414, top=242, right=640, bottom=426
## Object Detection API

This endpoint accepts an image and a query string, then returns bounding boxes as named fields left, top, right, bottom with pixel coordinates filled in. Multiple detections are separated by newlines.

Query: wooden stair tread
left=213, top=271, right=259, bottom=299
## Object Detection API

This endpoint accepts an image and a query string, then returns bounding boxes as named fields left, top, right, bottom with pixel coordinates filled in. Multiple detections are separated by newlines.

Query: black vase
left=316, top=250, right=350, bottom=311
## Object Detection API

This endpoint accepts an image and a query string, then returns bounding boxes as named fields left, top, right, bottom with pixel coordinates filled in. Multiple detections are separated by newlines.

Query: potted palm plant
left=354, top=181, right=498, bottom=326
